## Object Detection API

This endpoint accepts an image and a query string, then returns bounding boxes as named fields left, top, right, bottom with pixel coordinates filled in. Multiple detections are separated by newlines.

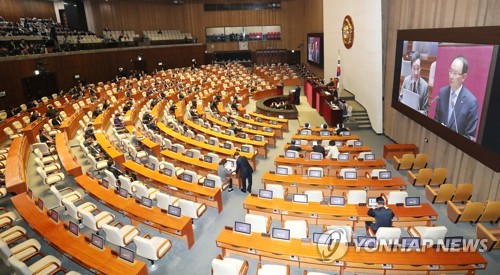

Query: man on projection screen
left=399, top=51, right=430, bottom=115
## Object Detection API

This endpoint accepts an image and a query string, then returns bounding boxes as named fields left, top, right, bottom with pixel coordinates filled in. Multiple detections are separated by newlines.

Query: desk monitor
left=308, top=170, right=322, bottom=178
left=285, top=151, right=296, bottom=158
left=101, top=179, right=109, bottom=189
left=50, top=209, right=59, bottom=223
left=264, top=127, right=272, bottom=133
left=254, top=136, right=263, bottom=141
left=163, top=168, right=173, bottom=177
left=300, top=130, right=310, bottom=135
left=400, top=237, right=421, bottom=250
left=364, top=154, right=375, bottom=161
left=379, top=171, right=392, bottom=180
left=367, top=197, right=378, bottom=207
left=241, top=145, right=250, bottom=153
left=168, top=205, right=182, bottom=217
left=272, top=228, right=291, bottom=241
left=186, top=151, right=194, bottom=158
left=293, top=194, right=308, bottom=203
left=234, top=221, right=251, bottom=234
left=36, top=198, right=44, bottom=211
left=354, top=141, right=363, bottom=147
left=310, top=152, right=322, bottom=160
left=405, top=197, right=421, bottom=207
left=271, top=120, right=278, bottom=125
left=256, top=118, right=263, bottom=122
left=204, top=155, right=213, bottom=163
left=147, top=161, right=156, bottom=170
left=118, top=188, right=128, bottom=198
left=203, top=124, right=209, bottom=129
left=444, top=236, right=464, bottom=249
left=238, top=133, right=246, bottom=139
left=91, top=233, right=104, bottom=250
left=320, top=130, right=332, bottom=136
left=278, top=115, right=284, bottom=119
left=330, top=196, right=346, bottom=206
left=141, top=196, right=153, bottom=208
left=182, top=173, right=193, bottom=183
left=68, top=221, right=79, bottom=236
left=357, top=236, right=377, bottom=248
left=208, top=139, right=215, bottom=146
left=335, top=141, right=344, bottom=147
left=119, top=247, right=135, bottom=264
left=259, top=189, right=273, bottom=199
left=313, top=232, right=333, bottom=245
left=171, top=146, right=178, bottom=153
left=342, top=131, right=351, bottom=136
left=252, top=125, right=258, bottom=130
left=276, top=167, right=288, bottom=175
left=225, top=130, right=232, bottom=136
left=338, top=154, right=349, bottom=161
left=223, top=143, right=232, bottom=149
left=204, top=178, right=216, bottom=188
left=135, top=157, right=142, bottom=164
left=344, top=171, right=357, bottom=180
left=194, top=135, right=201, bottom=141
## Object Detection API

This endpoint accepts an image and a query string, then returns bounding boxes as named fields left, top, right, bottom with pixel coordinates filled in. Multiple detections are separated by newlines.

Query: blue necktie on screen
left=448, top=92, right=457, bottom=124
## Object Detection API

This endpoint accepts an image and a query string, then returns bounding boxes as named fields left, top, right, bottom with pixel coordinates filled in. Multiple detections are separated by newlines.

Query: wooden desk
left=284, top=144, right=371, bottom=154
left=383, top=144, right=419, bottom=159
left=59, top=110, right=84, bottom=138
left=249, top=112, right=289, bottom=131
left=125, top=126, right=160, bottom=157
left=22, top=117, right=48, bottom=144
left=291, top=133, right=360, bottom=142
left=231, top=115, right=283, bottom=138
left=11, top=193, right=148, bottom=274
left=5, top=136, right=29, bottom=195
left=157, top=122, right=256, bottom=170
left=261, top=172, right=406, bottom=196
left=206, top=116, right=276, bottom=147
left=274, top=156, right=386, bottom=176
left=185, top=119, right=268, bottom=158
left=123, top=161, right=223, bottom=213
left=216, top=228, right=486, bottom=274
left=94, top=132, right=125, bottom=169
left=75, top=175, right=195, bottom=249
left=355, top=203, right=438, bottom=227
left=55, top=133, right=82, bottom=177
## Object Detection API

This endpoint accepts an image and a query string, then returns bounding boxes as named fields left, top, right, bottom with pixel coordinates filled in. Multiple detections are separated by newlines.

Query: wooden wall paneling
left=0, top=0, right=56, bottom=22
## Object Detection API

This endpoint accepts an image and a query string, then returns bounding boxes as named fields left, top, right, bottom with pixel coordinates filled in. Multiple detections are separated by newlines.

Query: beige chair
left=346, top=190, right=366, bottom=205
left=36, top=167, right=65, bottom=185
left=101, top=222, right=140, bottom=247
left=451, top=183, right=473, bottom=203
left=266, top=184, right=287, bottom=199
left=476, top=223, right=500, bottom=251
left=304, top=190, right=323, bottom=202
left=325, top=225, right=353, bottom=242
left=9, top=254, right=68, bottom=275
left=155, top=192, right=179, bottom=212
left=0, top=187, right=7, bottom=198
left=211, top=254, right=249, bottom=275
left=4, top=126, right=22, bottom=139
left=425, top=184, right=455, bottom=204
left=0, top=226, right=27, bottom=245
left=407, top=168, right=432, bottom=186
left=133, top=234, right=171, bottom=267
left=478, top=201, right=500, bottom=223
left=0, top=238, right=41, bottom=266
left=79, top=207, right=115, bottom=233
left=382, top=191, right=408, bottom=205
left=34, top=157, right=61, bottom=174
left=0, top=208, right=17, bottom=228
left=177, top=199, right=207, bottom=220
left=244, top=214, right=271, bottom=234
left=256, top=263, right=290, bottom=275
left=61, top=198, right=97, bottom=225
left=447, top=201, right=485, bottom=223
left=134, top=182, right=160, bottom=200
left=408, top=225, right=447, bottom=246
left=284, top=220, right=308, bottom=239
left=368, top=227, right=402, bottom=246
left=12, top=121, right=23, bottom=132
left=50, top=186, right=82, bottom=208
left=412, top=153, right=428, bottom=170
left=393, top=153, right=415, bottom=170
left=429, top=168, right=447, bottom=185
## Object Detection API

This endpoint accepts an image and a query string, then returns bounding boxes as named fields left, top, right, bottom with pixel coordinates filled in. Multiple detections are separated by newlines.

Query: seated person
left=288, top=140, right=302, bottom=152
left=84, top=124, right=95, bottom=138
left=45, top=105, right=57, bottom=119
left=336, top=123, right=348, bottom=135
left=325, top=140, right=340, bottom=159
left=30, top=110, right=41, bottom=122
left=122, top=170, right=137, bottom=181
left=142, top=111, right=153, bottom=125
left=92, top=106, right=102, bottom=118
left=303, top=122, right=311, bottom=129
left=312, top=140, right=326, bottom=157
left=365, top=197, right=394, bottom=234
left=130, top=130, right=144, bottom=148
left=113, top=112, right=125, bottom=129
left=106, top=160, right=123, bottom=180
left=102, top=100, right=110, bottom=110
left=228, top=121, right=241, bottom=135
left=51, top=113, right=62, bottom=128
left=189, top=105, right=199, bottom=120
left=218, top=159, right=233, bottom=192
left=39, top=129, right=54, bottom=146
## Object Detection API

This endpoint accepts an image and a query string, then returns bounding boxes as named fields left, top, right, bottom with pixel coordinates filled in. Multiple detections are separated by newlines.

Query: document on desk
left=401, top=88, right=419, bottom=110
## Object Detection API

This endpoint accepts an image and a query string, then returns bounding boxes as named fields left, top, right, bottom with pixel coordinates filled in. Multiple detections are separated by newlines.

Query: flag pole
left=337, top=49, right=342, bottom=98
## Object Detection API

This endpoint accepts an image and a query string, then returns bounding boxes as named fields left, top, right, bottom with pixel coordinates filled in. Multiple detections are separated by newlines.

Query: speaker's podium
left=277, top=82, right=284, bottom=95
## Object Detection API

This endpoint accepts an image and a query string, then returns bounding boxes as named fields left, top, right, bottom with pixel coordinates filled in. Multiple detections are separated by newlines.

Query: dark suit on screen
left=434, top=85, right=478, bottom=141
left=235, top=155, right=254, bottom=192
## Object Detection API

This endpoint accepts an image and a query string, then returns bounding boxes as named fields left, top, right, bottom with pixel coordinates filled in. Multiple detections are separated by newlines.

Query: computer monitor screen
left=354, top=141, right=363, bottom=147
left=252, top=125, right=258, bottom=130
left=338, top=154, right=349, bottom=161
left=208, top=139, right=215, bottom=145
left=256, top=118, right=263, bottom=122
left=342, top=131, right=351, bottom=136
left=310, top=153, right=322, bottom=160
left=264, top=128, right=273, bottom=133
left=405, top=197, right=421, bottom=207
left=276, top=167, right=288, bottom=175
left=335, top=141, right=344, bottom=147
left=135, top=157, right=142, bottom=164
left=271, top=120, right=278, bottom=125
left=241, top=145, right=250, bottom=153
left=238, top=133, right=247, bottom=139
left=119, top=247, right=135, bottom=264
left=285, top=151, right=296, bottom=158
left=444, top=236, right=464, bottom=249
left=368, top=197, right=378, bottom=207
left=313, top=232, right=333, bottom=245
left=293, top=194, right=308, bottom=203
left=141, top=197, right=153, bottom=208
left=272, top=228, right=291, bottom=241
left=308, top=170, right=322, bottom=178
left=50, top=209, right=59, bottom=223
left=357, top=236, right=377, bottom=248
left=194, top=135, right=201, bottom=141
left=101, top=179, right=109, bottom=189
left=171, top=146, right=178, bottom=153
left=344, top=171, right=357, bottom=179
left=278, top=115, right=284, bottom=119
left=204, top=178, right=216, bottom=188
left=223, top=143, right=231, bottom=149
left=91, top=233, right=104, bottom=250
left=259, top=189, right=273, bottom=199
left=168, top=205, right=182, bottom=217
left=330, top=196, right=346, bottom=206
left=379, top=171, right=392, bottom=179
left=400, top=237, right=421, bottom=249
left=182, top=173, right=193, bottom=183
left=234, top=221, right=251, bottom=234
left=186, top=151, right=193, bottom=158
left=255, top=136, right=263, bottom=141
left=147, top=162, right=155, bottom=170
left=118, top=188, right=128, bottom=198
left=163, top=168, right=173, bottom=177
left=37, top=198, right=44, bottom=211
left=225, top=130, right=232, bottom=135
left=204, top=155, right=212, bottom=163
left=364, top=154, right=375, bottom=161
left=320, top=130, right=331, bottom=136
left=68, top=221, right=79, bottom=236
left=300, top=130, right=310, bottom=135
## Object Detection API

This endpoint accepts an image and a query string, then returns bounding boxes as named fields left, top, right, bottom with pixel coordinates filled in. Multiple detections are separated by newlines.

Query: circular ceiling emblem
left=342, top=15, right=354, bottom=49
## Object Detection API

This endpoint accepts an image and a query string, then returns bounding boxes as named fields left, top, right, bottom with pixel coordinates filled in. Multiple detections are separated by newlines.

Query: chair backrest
left=346, top=139, right=358, bottom=146
left=358, top=151, right=373, bottom=160
left=134, top=183, right=150, bottom=199
left=369, top=169, right=388, bottom=178
left=459, top=202, right=485, bottom=222
left=148, top=155, right=159, bottom=170
left=339, top=168, right=356, bottom=178
left=207, top=153, right=220, bottom=163
left=284, top=220, right=308, bottom=239
left=430, top=168, right=447, bottom=185
left=62, top=198, right=80, bottom=220
left=418, top=226, right=447, bottom=245
left=478, top=201, right=500, bottom=223
left=206, top=174, right=223, bottom=188
left=133, top=236, right=157, bottom=260
left=435, top=184, right=455, bottom=203
left=34, top=157, right=45, bottom=167
left=0, top=239, right=12, bottom=266
left=22, top=116, right=30, bottom=124
left=245, top=214, right=270, bottom=233
left=118, top=176, right=134, bottom=194
left=9, top=256, right=31, bottom=274
left=156, top=193, right=175, bottom=211
left=172, top=143, right=186, bottom=153
left=267, top=184, right=285, bottom=199
left=284, top=150, right=298, bottom=159
left=414, top=168, right=433, bottom=186
left=49, top=186, right=64, bottom=206
left=347, top=190, right=366, bottom=204
left=376, top=227, right=402, bottom=245
left=413, top=153, right=428, bottom=169
left=182, top=170, right=198, bottom=183
left=103, top=170, right=119, bottom=189
left=80, top=210, right=99, bottom=231
left=177, top=199, right=198, bottom=219
left=276, top=165, right=293, bottom=175
left=304, top=190, right=323, bottom=202
left=209, top=137, right=219, bottom=146
left=102, top=224, right=124, bottom=246
left=212, top=257, right=240, bottom=275
left=398, top=154, right=415, bottom=170
left=453, top=183, right=473, bottom=202
left=186, top=149, right=201, bottom=159
left=36, top=166, right=47, bottom=179
left=325, top=225, right=353, bottom=242
left=195, top=134, right=206, bottom=142
left=387, top=191, right=408, bottom=205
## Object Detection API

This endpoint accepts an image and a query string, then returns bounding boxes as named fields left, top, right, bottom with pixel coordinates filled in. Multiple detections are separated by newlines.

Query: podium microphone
left=431, top=95, right=440, bottom=104
left=452, top=101, right=459, bottom=133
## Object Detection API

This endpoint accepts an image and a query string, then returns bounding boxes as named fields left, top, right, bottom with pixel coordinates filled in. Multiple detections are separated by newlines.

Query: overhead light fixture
left=34, top=70, right=40, bottom=76
left=158, top=62, right=163, bottom=66
left=137, top=56, right=142, bottom=61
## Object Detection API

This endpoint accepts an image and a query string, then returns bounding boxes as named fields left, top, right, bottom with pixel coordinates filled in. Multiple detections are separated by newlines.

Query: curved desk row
left=284, top=143, right=371, bottom=154
left=274, top=157, right=386, bottom=176
left=5, top=136, right=29, bottom=195
left=206, top=116, right=277, bottom=147
left=94, top=132, right=126, bottom=169
left=55, top=133, right=83, bottom=177
left=249, top=112, right=289, bottom=131
left=291, top=133, right=360, bottom=142
left=231, top=115, right=283, bottom=137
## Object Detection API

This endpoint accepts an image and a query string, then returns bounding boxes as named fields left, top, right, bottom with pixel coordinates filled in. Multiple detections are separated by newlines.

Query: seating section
left=143, top=30, right=193, bottom=41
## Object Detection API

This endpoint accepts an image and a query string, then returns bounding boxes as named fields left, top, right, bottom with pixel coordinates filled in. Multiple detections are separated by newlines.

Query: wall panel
left=0, top=0, right=56, bottom=22
left=383, top=0, right=500, bottom=201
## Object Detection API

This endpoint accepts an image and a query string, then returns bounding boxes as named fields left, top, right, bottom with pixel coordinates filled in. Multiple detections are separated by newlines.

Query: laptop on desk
left=401, top=88, right=419, bottom=110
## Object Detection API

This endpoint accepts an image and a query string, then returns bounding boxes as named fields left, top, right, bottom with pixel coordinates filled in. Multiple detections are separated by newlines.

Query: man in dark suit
left=434, top=56, right=479, bottom=141
left=287, top=140, right=302, bottom=152
left=312, top=141, right=326, bottom=157
left=294, top=85, right=301, bottom=105
left=233, top=152, right=254, bottom=193
left=365, top=197, right=394, bottom=233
